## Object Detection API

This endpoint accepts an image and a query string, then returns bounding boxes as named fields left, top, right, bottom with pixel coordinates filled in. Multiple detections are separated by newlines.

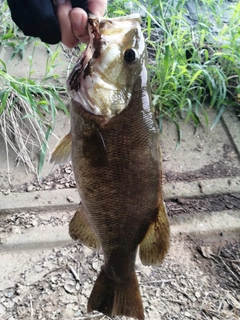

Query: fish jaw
left=67, top=14, right=146, bottom=123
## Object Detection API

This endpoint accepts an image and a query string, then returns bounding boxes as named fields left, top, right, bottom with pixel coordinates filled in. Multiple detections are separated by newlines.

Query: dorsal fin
left=50, top=133, right=72, bottom=164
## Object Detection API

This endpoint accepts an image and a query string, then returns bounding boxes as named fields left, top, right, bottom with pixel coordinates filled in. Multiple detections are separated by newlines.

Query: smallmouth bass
left=51, top=13, right=170, bottom=320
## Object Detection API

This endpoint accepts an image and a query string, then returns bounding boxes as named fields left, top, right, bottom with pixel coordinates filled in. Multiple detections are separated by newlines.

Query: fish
left=51, top=13, right=170, bottom=320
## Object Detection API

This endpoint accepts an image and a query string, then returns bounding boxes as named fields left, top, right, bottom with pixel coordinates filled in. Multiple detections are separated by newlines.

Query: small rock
left=199, top=246, right=212, bottom=259
left=185, top=311, right=192, bottom=318
left=51, top=276, right=58, bottom=284
left=27, top=185, right=33, bottom=192
left=64, top=279, right=76, bottom=294
left=12, top=296, right=21, bottom=305
left=92, top=261, right=99, bottom=271
left=67, top=196, right=74, bottom=203
left=5, top=288, right=15, bottom=298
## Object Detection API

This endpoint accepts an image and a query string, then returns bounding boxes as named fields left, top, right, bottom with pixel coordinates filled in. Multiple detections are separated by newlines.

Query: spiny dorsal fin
left=50, top=133, right=72, bottom=164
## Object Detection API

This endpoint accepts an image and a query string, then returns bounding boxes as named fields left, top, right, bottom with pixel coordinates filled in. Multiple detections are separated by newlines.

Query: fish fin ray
left=87, top=269, right=144, bottom=320
left=50, top=133, right=72, bottom=164
left=139, top=201, right=170, bottom=265
left=69, top=205, right=100, bottom=250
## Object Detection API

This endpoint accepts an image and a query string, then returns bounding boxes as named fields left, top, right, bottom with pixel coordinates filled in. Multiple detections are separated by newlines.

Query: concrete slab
left=171, top=209, right=240, bottom=240
left=1, top=176, right=240, bottom=212
left=164, top=176, right=240, bottom=199
left=1, top=206, right=239, bottom=249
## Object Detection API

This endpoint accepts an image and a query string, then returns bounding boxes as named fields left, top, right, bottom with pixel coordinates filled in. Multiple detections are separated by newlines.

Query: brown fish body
left=51, top=14, right=170, bottom=320
left=71, top=72, right=163, bottom=264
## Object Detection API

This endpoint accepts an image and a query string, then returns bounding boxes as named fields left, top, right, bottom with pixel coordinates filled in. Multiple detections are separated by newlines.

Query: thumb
left=87, top=0, right=107, bottom=18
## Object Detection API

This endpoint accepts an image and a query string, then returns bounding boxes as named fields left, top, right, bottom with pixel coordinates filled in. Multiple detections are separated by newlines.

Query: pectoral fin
left=50, top=133, right=72, bottom=164
left=139, top=201, right=170, bottom=266
left=69, top=204, right=100, bottom=250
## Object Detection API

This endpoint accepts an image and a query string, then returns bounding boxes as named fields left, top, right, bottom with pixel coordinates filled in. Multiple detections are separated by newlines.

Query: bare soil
left=166, top=193, right=240, bottom=216
left=0, top=209, right=240, bottom=320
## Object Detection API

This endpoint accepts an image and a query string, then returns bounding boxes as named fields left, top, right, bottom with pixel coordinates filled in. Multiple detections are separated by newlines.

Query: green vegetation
left=0, top=1, right=70, bottom=174
left=108, top=0, right=240, bottom=132
left=0, top=0, right=239, bottom=173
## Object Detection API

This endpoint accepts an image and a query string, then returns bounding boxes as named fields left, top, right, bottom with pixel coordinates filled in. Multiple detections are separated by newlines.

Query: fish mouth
left=67, top=16, right=109, bottom=118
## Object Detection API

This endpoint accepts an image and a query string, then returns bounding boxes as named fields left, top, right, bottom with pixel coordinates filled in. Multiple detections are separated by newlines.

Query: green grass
left=108, top=0, right=240, bottom=131
left=0, top=0, right=239, bottom=174
left=0, top=1, right=71, bottom=175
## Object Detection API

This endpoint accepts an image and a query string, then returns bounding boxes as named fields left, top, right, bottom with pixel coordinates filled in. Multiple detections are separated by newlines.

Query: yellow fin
left=69, top=205, right=100, bottom=250
left=88, top=269, right=144, bottom=320
left=50, top=133, right=72, bottom=164
left=139, top=201, right=170, bottom=266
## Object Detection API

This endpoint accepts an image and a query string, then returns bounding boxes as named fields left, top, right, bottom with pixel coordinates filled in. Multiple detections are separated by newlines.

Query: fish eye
left=124, top=48, right=137, bottom=64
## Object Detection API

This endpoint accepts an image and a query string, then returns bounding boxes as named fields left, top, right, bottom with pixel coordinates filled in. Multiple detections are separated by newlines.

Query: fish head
left=67, top=14, right=146, bottom=123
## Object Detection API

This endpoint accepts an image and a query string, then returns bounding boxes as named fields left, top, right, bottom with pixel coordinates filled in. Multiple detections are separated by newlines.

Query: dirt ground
left=0, top=208, right=239, bottom=320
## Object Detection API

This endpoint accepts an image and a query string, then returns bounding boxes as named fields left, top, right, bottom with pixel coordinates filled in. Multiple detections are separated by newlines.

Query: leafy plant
left=0, top=61, right=69, bottom=174
left=0, top=0, right=239, bottom=174
left=141, top=0, right=239, bottom=129
left=110, top=0, right=239, bottom=137
left=0, top=1, right=70, bottom=176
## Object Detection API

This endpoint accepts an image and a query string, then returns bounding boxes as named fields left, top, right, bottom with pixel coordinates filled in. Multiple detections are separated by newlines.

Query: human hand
left=54, top=0, right=107, bottom=48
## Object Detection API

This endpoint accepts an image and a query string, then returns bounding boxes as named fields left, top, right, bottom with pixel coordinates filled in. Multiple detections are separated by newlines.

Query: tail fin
left=87, top=268, right=144, bottom=320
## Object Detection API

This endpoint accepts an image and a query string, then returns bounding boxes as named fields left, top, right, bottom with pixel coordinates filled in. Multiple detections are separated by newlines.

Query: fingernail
left=71, top=10, right=83, bottom=29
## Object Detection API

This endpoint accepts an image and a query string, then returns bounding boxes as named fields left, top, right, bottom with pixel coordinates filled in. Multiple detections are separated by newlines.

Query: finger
left=70, top=0, right=107, bottom=43
left=55, top=0, right=79, bottom=48
left=70, top=8, right=89, bottom=43
left=87, top=0, right=107, bottom=17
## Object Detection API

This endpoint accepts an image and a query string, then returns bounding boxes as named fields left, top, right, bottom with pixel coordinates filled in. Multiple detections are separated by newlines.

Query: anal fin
left=69, top=204, right=100, bottom=250
left=139, top=201, right=170, bottom=266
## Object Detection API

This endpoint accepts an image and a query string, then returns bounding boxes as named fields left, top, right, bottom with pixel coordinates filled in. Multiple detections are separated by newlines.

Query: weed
left=132, top=0, right=239, bottom=137
left=0, top=0, right=239, bottom=174
left=0, top=1, right=70, bottom=176
left=0, top=63, right=69, bottom=175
